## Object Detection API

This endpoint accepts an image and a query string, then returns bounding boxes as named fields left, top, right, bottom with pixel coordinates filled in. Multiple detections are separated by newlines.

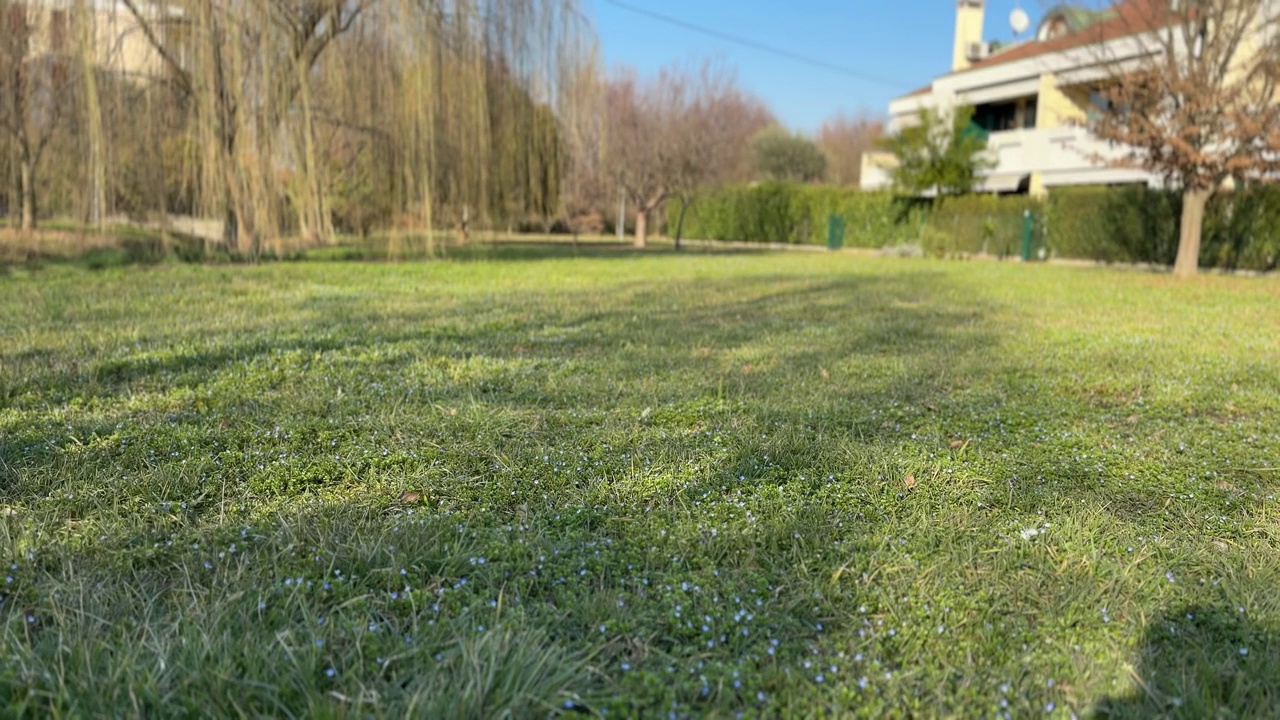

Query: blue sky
left=591, top=0, right=1044, bottom=132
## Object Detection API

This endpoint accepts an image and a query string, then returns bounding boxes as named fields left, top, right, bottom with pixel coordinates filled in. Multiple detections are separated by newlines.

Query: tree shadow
left=310, top=239, right=781, bottom=264
left=1094, top=606, right=1280, bottom=718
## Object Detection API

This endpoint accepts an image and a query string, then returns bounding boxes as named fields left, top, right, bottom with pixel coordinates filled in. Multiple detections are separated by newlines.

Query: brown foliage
left=604, top=60, right=774, bottom=246
left=816, top=112, right=884, bottom=187
left=1085, top=0, right=1280, bottom=275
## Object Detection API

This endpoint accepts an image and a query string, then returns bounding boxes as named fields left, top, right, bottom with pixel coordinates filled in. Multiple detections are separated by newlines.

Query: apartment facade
left=861, top=0, right=1243, bottom=196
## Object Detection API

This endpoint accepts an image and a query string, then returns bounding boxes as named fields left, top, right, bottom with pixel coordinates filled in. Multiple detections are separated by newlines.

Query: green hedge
left=1203, top=187, right=1280, bottom=272
left=673, top=181, right=1280, bottom=272
left=672, top=184, right=923, bottom=248
left=1045, top=185, right=1280, bottom=270
left=922, top=195, right=1044, bottom=258
left=1045, top=186, right=1181, bottom=264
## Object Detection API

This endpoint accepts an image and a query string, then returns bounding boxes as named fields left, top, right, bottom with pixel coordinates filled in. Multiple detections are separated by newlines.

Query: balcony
left=979, top=126, right=1153, bottom=189
left=860, top=125, right=1155, bottom=193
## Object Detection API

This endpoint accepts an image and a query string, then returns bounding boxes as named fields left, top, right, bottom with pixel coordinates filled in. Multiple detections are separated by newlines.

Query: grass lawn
left=1, top=245, right=1278, bottom=718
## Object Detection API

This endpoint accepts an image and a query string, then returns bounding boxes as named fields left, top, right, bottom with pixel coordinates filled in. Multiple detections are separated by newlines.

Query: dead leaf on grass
left=903, top=474, right=917, bottom=489
left=399, top=491, right=422, bottom=504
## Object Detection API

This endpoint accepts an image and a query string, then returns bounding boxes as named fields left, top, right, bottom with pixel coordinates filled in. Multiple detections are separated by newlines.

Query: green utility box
left=1021, top=209, right=1047, bottom=261
left=827, top=215, right=846, bottom=250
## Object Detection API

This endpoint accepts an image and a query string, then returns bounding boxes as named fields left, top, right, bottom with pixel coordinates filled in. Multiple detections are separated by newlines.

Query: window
left=973, top=102, right=1019, bottom=132
left=1087, top=89, right=1121, bottom=121
left=973, top=97, right=1037, bottom=132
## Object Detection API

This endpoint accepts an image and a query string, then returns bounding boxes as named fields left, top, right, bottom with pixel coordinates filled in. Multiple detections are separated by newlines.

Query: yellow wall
left=952, top=3, right=986, bottom=73
left=1036, top=73, right=1087, bottom=130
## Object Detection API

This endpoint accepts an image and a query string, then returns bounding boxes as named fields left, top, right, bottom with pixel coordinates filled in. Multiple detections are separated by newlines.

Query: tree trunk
left=634, top=209, right=647, bottom=248
left=674, top=198, right=689, bottom=251
left=19, top=154, right=35, bottom=233
left=1174, top=188, right=1210, bottom=278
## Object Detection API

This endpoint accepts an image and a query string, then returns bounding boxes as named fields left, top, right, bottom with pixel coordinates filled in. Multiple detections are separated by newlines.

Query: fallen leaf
left=949, top=440, right=965, bottom=450
left=820, top=368, right=830, bottom=379
left=903, top=474, right=917, bottom=489
left=399, top=491, right=422, bottom=504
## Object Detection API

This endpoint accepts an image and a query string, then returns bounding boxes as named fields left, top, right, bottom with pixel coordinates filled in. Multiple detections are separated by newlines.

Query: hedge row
left=671, top=183, right=922, bottom=248
left=672, top=182, right=1280, bottom=271
left=1047, top=186, right=1280, bottom=270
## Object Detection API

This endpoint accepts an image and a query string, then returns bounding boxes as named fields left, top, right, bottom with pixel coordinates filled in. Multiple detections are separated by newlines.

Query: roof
left=964, top=0, right=1170, bottom=73
left=892, top=0, right=1173, bottom=105
left=1052, top=5, right=1117, bottom=35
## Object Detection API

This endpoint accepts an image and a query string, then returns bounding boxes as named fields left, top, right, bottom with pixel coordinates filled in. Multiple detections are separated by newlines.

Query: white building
left=862, top=0, right=1198, bottom=196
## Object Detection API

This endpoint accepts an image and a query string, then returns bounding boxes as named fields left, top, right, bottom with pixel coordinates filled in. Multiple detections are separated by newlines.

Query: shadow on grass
left=304, top=239, right=781, bottom=264
left=4, top=269, right=988, bottom=409
left=1095, top=606, right=1279, bottom=718
left=0, top=265, right=1004, bottom=520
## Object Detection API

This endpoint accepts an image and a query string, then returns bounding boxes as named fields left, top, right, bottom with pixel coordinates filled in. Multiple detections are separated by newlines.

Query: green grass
left=0, top=247, right=1277, bottom=718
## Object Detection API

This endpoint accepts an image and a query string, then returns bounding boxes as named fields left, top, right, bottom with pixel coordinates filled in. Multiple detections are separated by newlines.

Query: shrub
left=676, top=180, right=1278, bottom=272
left=1047, top=185, right=1183, bottom=264
left=675, top=184, right=922, bottom=248
left=923, top=195, right=1043, bottom=258
left=1203, top=185, right=1280, bottom=272
left=121, top=234, right=168, bottom=265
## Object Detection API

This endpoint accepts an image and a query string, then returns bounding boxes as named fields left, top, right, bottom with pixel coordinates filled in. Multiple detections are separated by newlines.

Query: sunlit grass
left=0, top=249, right=1277, bottom=717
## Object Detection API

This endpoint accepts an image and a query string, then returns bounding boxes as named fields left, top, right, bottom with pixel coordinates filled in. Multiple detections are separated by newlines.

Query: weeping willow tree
left=100, top=0, right=595, bottom=254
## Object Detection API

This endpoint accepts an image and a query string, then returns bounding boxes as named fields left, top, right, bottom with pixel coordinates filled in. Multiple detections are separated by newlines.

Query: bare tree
left=1087, top=0, right=1280, bottom=277
left=816, top=112, right=883, bottom=187
left=0, top=0, right=593, bottom=246
left=118, top=0, right=372, bottom=251
left=0, top=2, right=77, bottom=232
left=605, top=61, right=772, bottom=248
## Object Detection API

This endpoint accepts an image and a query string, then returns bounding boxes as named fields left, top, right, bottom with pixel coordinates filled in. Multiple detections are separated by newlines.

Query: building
left=861, top=0, right=1198, bottom=196
left=15, top=1, right=168, bottom=80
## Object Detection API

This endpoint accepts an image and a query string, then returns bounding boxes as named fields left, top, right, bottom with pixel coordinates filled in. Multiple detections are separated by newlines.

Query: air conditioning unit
left=966, top=42, right=991, bottom=61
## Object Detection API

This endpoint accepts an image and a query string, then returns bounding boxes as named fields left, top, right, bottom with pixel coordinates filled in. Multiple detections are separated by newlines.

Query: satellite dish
left=1010, top=7, right=1031, bottom=36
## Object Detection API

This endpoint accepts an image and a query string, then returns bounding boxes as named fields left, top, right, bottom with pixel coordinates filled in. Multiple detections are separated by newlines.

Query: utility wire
left=602, top=0, right=911, bottom=89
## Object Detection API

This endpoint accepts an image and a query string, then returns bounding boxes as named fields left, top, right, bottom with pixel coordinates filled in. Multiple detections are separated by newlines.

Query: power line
left=602, top=0, right=910, bottom=90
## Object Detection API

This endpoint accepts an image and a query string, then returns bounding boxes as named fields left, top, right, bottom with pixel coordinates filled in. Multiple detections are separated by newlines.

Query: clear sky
left=591, top=0, right=1046, bottom=133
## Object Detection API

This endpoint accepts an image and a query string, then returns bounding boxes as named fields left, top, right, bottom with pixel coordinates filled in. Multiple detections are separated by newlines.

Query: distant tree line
left=0, top=0, right=882, bottom=252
